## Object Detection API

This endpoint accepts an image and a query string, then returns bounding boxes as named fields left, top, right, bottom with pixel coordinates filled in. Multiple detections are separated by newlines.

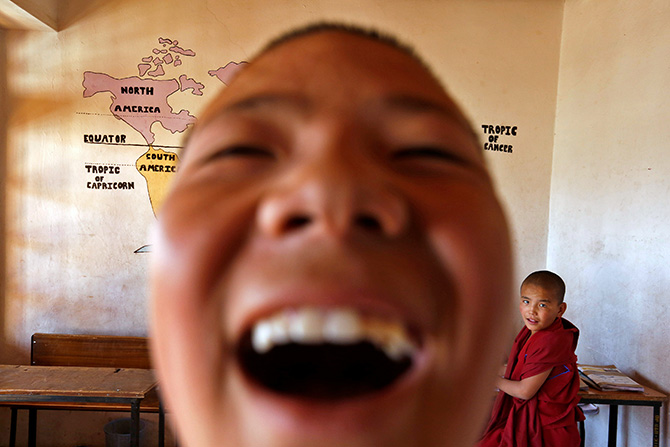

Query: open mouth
left=237, top=307, right=417, bottom=400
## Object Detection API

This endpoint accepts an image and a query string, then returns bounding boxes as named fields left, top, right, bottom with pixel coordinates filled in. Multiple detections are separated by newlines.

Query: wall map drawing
left=81, top=37, right=247, bottom=252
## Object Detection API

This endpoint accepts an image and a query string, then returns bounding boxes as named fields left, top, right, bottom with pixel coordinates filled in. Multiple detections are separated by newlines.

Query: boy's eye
left=208, top=145, right=275, bottom=161
left=195, top=144, right=277, bottom=178
left=392, top=146, right=465, bottom=165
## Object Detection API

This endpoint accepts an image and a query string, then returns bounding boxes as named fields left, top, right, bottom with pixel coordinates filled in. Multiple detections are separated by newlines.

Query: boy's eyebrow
left=218, top=92, right=468, bottom=123
left=222, top=93, right=311, bottom=114
left=382, top=94, right=464, bottom=120
left=380, top=94, right=479, bottom=142
left=199, top=91, right=480, bottom=147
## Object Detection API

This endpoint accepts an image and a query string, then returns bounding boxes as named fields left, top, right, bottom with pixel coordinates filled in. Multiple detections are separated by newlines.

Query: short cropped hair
left=521, top=270, right=566, bottom=303
left=258, top=22, right=425, bottom=68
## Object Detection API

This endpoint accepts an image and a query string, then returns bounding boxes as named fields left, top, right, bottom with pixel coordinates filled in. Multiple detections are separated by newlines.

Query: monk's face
left=150, top=31, right=513, bottom=447
left=519, top=283, right=566, bottom=335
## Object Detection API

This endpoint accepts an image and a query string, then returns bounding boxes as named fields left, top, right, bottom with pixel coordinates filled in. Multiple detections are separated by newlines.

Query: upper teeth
left=251, top=307, right=417, bottom=361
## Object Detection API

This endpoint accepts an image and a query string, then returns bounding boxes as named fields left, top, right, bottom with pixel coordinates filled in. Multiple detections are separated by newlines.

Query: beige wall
left=1, top=28, right=7, bottom=361
left=550, top=0, right=670, bottom=445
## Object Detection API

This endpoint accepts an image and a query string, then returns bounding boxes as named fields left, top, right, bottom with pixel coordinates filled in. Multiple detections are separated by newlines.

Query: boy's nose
left=257, top=156, right=408, bottom=240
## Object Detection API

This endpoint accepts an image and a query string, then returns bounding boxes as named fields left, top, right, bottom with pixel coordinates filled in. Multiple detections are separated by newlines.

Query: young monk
left=149, top=23, right=514, bottom=447
left=479, top=270, right=584, bottom=447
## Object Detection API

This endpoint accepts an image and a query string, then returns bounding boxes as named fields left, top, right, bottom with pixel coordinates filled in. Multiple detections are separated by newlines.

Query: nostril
left=355, top=214, right=382, bottom=232
left=284, top=215, right=312, bottom=232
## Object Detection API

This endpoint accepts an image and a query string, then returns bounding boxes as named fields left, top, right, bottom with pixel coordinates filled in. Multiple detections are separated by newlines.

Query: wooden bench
left=2, top=333, right=164, bottom=446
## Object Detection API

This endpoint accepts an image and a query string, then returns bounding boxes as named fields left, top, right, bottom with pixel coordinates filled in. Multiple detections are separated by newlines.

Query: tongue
left=239, top=339, right=412, bottom=400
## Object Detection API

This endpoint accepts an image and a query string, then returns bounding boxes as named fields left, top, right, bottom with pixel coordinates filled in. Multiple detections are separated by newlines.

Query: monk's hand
left=499, top=364, right=507, bottom=377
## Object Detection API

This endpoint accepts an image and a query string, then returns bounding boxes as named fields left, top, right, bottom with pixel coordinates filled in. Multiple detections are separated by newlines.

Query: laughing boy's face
left=150, top=30, right=513, bottom=447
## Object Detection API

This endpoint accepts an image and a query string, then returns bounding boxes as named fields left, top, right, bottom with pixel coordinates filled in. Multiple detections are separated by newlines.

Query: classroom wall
left=549, top=0, right=670, bottom=445
left=1, top=28, right=6, bottom=361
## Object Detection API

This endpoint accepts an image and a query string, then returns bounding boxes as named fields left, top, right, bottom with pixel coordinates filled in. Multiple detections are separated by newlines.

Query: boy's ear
left=557, top=302, right=567, bottom=318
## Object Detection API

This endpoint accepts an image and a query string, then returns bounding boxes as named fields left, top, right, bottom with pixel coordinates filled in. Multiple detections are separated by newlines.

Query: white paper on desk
left=588, top=373, right=643, bottom=391
left=578, top=365, right=644, bottom=392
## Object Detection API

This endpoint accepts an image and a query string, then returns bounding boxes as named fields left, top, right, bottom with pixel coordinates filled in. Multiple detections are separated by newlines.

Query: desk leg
left=9, top=408, right=17, bottom=447
left=608, top=404, right=618, bottom=447
left=159, top=398, right=165, bottom=447
left=28, top=409, right=37, bottom=447
left=131, top=400, right=140, bottom=447
left=652, top=404, right=660, bottom=447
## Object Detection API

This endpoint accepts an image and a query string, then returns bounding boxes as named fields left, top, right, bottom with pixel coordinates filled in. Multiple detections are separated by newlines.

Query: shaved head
left=521, top=270, right=566, bottom=303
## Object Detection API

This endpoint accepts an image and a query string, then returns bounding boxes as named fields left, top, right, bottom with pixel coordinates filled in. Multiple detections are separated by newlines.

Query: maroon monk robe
left=478, top=317, right=584, bottom=447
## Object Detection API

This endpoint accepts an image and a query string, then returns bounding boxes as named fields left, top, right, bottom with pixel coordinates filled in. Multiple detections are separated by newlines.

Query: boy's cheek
left=426, top=195, right=513, bottom=355
left=155, top=184, right=263, bottom=294
left=150, top=269, right=237, bottom=443
left=424, top=194, right=511, bottom=289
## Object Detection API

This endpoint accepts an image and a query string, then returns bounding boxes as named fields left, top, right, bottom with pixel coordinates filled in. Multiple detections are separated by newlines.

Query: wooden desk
left=0, top=365, right=158, bottom=447
left=578, top=385, right=667, bottom=447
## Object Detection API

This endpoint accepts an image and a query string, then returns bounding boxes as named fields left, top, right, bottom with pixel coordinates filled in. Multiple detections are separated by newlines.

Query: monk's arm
left=496, top=369, right=552, bottom=400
